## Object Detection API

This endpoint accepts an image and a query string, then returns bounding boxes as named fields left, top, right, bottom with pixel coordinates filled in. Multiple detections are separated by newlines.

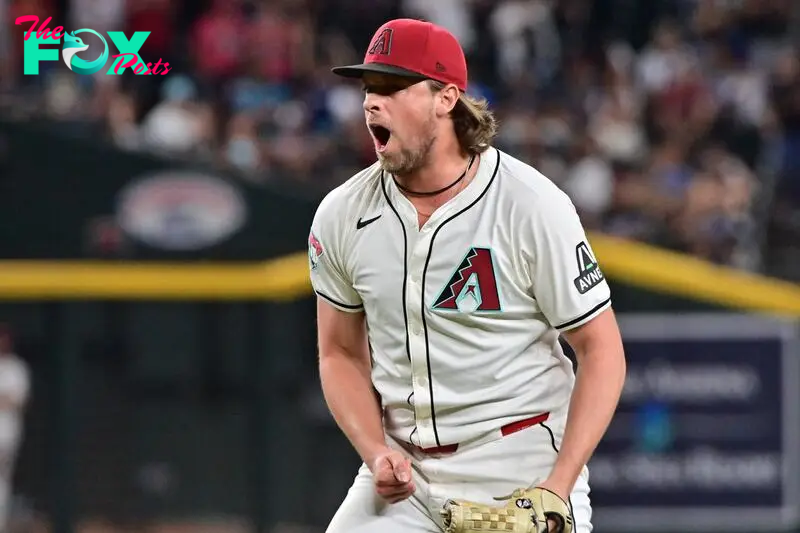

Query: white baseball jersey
left=309, top=146, right=611, bottom=450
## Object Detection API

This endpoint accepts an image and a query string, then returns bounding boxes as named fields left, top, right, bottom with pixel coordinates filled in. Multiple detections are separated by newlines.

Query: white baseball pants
left=325, top=407, right=593, bottom=533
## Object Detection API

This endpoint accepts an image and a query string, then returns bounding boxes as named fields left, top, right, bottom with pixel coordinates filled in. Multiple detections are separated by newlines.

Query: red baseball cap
left=332, top=19, right=468, bottom=92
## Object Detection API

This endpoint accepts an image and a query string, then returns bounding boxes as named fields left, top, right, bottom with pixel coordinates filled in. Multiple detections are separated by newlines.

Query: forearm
left=548, top=346, right=626, bottom=492
left=319, top=353, right=387, bottom=468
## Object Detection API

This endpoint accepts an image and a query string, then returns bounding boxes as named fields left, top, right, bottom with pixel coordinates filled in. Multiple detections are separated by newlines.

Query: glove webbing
left=442, top=500, right=536, bottom=532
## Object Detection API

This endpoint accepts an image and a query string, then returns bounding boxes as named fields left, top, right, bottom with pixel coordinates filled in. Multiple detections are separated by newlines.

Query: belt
left=413, top=412, right=550, bottom=455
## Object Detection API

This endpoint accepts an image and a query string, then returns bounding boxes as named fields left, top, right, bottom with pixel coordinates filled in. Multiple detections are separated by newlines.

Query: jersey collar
left=384, top=146, right=499, bottom=227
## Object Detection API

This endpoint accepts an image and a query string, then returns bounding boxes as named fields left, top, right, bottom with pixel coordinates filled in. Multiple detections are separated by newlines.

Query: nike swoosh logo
left=356, top=214, right=382, bottom=229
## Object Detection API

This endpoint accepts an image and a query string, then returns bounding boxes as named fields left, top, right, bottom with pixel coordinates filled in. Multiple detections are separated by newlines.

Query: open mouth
left=369, top=125, right=392, bottom=152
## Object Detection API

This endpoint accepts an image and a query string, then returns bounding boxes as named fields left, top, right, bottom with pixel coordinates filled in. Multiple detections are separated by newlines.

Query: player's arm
left=316, top=300, right=386, bottom=465
left=308, top=206, right=414, bottom=502
left=308, top=215, right=386, bottom=465
left=543, top=307, right=626, bottom=500
left=524, top=189, right=626, bottom=502
left=317, top=301, right=415, bottom=502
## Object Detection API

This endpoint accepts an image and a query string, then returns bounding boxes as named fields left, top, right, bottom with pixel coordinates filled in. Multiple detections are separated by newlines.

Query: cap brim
left=331, top=63, right=428, bottom=81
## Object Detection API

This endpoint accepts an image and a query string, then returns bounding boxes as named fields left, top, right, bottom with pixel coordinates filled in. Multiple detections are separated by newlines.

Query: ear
left=434, top=83, right=460, bottom=117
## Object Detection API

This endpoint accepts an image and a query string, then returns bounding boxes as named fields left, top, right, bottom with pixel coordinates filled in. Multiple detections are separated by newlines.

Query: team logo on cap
left=432, top=247, right=501, bottom=313
left=368, top=28, right=393, bottom=56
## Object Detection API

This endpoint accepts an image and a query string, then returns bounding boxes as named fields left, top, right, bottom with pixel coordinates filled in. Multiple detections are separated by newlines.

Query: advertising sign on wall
left=590, top=313, right=800, bottom=532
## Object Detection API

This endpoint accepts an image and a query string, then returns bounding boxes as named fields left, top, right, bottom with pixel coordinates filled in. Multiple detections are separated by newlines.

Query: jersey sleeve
left=307, top=195, right=364, bottom=313
left=525, top=191, right=611, bottom=332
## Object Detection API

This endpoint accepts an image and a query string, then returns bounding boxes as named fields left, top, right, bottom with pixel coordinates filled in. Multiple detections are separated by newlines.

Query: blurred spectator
left=0, top=325, right=29, bottom=532
left=221, top=111, right=263, bottom=175
left=246, top=1, right=315, bottom=85
left=489, top=0, right=561, bottom=87
left=106, top=88, right=141, bottom=150
left=771, top=48, right=800, bottom=202
left=125, top=0, right=176, bottom=68
left=588, top=43, right=647, bottom=164
left=0, top=0, right=9, bottom=91
left=3, top=0, right=799, bottom=275
left=402, top=0, right=477, bottom=53
left=7, top=0, right=57, bottom=89
left=561, top=136, right=615, bottom=229
left=140, top=75, right=215, bottom=156
left=69, top=0, right=124, bottom=34
left=190, top=0, right=246, bottom=85
left=636, top=19, right=695, bottom=95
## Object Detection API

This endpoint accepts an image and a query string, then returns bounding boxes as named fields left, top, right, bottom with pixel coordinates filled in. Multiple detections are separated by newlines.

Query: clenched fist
left=370, top=449, right=415, bottom=504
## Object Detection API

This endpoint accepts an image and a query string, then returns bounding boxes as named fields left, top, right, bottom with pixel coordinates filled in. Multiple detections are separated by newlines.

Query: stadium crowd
left=1, top=0, right=799, bottom=279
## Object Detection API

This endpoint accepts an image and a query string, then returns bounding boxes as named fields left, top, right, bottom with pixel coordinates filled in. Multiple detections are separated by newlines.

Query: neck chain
left=394, top=155, right=476, bottom=197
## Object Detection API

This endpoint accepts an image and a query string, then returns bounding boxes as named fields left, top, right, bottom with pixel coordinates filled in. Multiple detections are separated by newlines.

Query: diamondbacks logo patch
left=432, top=247, right=501, bottom=313
left=368, top=28, right=393, bottom=56
left=573, top=241, right=604, bottom=294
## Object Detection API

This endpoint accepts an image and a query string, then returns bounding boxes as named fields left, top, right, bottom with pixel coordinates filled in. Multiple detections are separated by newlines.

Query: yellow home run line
left=0, top=233, right=797, bottom=316
left=0, top=256, right=310, bottom=301
left=590, top=233, right=800, bottom=317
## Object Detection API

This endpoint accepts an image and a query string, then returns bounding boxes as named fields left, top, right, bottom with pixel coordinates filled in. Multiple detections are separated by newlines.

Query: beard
left=378, top=116, right=437, bottom=178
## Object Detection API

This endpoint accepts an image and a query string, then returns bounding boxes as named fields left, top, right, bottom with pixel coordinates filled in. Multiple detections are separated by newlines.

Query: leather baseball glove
left=440, top=487, right=573, bottom=533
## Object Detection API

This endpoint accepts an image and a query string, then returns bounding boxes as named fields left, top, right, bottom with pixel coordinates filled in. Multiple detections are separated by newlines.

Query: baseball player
left=309, top=18, right=626, bottom=533
left=0, top=325, right=29, bottom=531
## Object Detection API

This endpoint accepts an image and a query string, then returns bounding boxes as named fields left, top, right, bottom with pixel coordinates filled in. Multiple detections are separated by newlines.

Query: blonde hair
left=429, top=81, right=498, bottom=156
